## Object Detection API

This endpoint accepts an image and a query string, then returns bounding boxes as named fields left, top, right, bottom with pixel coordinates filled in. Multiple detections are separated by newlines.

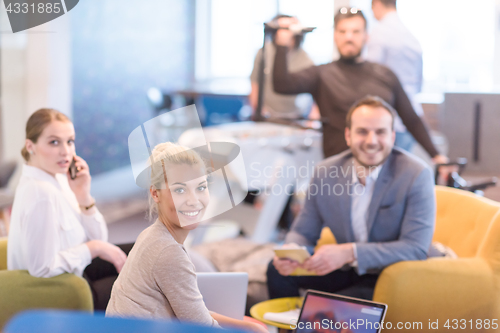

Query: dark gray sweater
left=273, top=45, right=438, bottom=158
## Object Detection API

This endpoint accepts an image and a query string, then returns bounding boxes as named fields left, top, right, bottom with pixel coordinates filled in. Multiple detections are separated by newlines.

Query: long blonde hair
left=148, top=142, right=206, bottom=220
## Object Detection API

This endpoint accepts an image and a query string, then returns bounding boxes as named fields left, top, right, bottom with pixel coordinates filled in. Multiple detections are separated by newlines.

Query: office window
left=278, top=0, right=335, bottom=65
left=352, top=0, right=498, bottom=94
left=203, top=0, right=334, bottom=80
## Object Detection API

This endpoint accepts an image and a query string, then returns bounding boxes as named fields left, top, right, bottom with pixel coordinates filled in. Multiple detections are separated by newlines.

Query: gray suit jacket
left=286, top=148, right=436, bottom=275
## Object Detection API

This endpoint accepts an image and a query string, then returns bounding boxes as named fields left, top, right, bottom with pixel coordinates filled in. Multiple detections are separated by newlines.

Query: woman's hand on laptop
left=303, top=244, right=354, bottom=276
left=211, top=312, right=268, bottom=333
left=246, top=321, right=269, bottom=333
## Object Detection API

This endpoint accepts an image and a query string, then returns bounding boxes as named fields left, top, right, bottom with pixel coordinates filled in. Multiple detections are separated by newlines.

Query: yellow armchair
left=0, top=238, right=94, bottom=329
left=0, top=237, right=7, bottom=270
left=314, top=186, right=500, bottom=332
left=372, top=186, right=500, bottom=332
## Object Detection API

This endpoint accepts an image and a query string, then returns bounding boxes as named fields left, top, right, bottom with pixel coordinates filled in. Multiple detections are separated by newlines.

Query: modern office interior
left=1, top=0, right=500, bottom=332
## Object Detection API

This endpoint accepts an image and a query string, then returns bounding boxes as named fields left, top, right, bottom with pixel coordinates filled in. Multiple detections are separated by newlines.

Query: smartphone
left=69, top=157, right=78, bottom=180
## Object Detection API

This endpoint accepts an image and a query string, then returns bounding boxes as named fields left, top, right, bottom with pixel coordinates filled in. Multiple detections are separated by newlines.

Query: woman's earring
left=29, top=150, right=33, bottom=155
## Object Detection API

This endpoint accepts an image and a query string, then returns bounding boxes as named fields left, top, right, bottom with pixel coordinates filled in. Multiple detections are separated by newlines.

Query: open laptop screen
left=295, top=290, right=387, bottom=333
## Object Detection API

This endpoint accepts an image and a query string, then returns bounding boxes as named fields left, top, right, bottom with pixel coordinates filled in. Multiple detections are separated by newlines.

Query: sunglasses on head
left=338, top=7, right=362, bottom=15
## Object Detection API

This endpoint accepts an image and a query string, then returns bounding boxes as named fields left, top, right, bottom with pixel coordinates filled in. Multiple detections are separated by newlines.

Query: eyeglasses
left=338, top=7, right=362, bottom=15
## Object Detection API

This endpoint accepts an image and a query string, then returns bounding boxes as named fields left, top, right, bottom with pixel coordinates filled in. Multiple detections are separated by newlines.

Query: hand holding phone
left=69, top=157, right=78, bottom=180
left=66, top=156, right=93, bottom=210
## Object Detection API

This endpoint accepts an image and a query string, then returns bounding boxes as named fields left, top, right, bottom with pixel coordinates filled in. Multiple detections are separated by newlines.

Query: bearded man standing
left=272, top=7, right=447, bottom=167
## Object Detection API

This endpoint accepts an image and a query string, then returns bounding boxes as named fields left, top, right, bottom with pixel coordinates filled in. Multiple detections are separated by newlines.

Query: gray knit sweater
left=106, top=219, right=219, bottom=328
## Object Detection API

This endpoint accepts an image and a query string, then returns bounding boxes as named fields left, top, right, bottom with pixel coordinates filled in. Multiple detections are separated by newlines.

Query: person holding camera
left=249, top=14, right=316, bottom=119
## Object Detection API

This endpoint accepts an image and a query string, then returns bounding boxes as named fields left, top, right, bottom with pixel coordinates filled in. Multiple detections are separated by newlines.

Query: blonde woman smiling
left=106, top=142, right=266, bottom=332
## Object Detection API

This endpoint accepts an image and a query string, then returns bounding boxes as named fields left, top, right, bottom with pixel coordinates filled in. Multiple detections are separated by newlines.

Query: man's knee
left=266, top=260, right=300, bottom=299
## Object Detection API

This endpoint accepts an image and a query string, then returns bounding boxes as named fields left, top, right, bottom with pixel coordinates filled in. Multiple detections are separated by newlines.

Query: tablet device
left=274, top=246, right=316, bottom=276
left=274, top=246, right=310, bottom=264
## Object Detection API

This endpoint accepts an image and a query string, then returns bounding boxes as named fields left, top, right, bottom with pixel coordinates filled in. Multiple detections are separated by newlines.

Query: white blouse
left=7, top=164, right=107, bottom=277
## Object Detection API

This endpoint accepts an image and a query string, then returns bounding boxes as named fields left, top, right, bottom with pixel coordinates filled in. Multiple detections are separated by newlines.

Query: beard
left=338, top=43, right=363, bottom=62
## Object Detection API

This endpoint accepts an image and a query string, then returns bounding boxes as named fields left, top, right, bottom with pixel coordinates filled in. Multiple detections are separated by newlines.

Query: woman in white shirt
left=8, top=108, right=128, bottom=310
left=106, top=142, right=267, bottom=333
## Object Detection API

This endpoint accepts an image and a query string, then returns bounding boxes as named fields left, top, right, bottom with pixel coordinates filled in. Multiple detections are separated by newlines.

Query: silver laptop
left=196, top=272, right=248, bottom=320
left=295, top=290, right=387, bottom=333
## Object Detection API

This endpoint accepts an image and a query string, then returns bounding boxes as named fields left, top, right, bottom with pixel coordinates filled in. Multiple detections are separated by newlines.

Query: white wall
left=495, top=0, right=500, bottom=88
left=0, top=9, right=72, bottom=163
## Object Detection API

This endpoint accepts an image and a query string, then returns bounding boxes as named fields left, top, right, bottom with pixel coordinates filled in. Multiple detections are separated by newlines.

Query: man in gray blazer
left=267, top=95, right=436, bottom=300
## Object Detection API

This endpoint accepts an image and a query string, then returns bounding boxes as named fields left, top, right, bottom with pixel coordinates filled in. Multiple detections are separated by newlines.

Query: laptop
left=196, top=272, right=248, bottom=320
left=295, top=290, right=387, bottom=333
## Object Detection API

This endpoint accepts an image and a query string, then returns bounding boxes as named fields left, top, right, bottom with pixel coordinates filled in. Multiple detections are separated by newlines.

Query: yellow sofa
left=318, top=186, right=500, bottom=332
left=0, top=238, right=93, bottom=329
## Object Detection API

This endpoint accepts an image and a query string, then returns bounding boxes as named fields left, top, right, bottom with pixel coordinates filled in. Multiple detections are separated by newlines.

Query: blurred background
left=1, top=0, right=500, bottom=240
